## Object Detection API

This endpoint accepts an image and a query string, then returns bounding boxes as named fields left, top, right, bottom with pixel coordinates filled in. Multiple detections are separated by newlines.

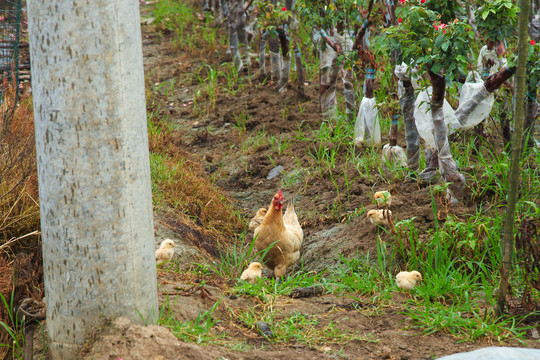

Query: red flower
left=420, top=0, right=425, bottom=3
left=399, top=0, right=406, bottom=3
left=532, top=39, right=537, bottom=45
left=281, top=6, right=287, bottom=11
left=398, top=18, right=402, bottom=24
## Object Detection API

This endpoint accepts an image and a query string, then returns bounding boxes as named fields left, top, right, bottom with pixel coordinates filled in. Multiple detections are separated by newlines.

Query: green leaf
left=441, top=41, right=450, bottom=52
left=431, top=62, right=443, bottom=74
left=434, top=34, right=445, bottom=49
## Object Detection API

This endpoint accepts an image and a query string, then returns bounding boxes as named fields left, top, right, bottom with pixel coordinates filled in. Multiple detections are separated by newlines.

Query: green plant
left=234, top=110, right=249, bottom=134
left=388, top=5, right=473, bottom=80
left=0, top=291, right=24, bottom=359
left=159, top=295, right=226, bottom=344
left=475, top=0, right=518, bottom=42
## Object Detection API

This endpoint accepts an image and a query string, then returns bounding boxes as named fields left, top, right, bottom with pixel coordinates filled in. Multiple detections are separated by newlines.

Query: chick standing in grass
left=373, top=191, right=392, bottom=208
left=249, top=208, right=268, bottom=231
left=396, top=270, right=422, bottom=291
left=155, top=239, right=176, bottom=265
left=240, top=262, right=264, bottom=283
left=367, top=209, right=393, bottom=226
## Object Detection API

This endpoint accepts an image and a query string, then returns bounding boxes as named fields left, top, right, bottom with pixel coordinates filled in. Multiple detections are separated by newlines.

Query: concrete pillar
left=27, top=0, right=158, bottom=358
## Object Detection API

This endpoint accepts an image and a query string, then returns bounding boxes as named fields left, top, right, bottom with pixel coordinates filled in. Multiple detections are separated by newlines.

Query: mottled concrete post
left=27, top=1, right=158, bottom=358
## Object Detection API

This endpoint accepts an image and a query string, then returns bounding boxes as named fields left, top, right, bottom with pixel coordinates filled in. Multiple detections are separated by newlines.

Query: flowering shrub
left=297, top=0, right=363, bottom=31
left=386, top=5, right=473, bottom=80
left=254, top=0, right=292, bottom=33
left=420, top=0, right=465, bottom=24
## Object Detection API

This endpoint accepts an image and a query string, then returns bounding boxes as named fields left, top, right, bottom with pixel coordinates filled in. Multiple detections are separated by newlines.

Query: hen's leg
left=274, top=264, right=287, bottom=279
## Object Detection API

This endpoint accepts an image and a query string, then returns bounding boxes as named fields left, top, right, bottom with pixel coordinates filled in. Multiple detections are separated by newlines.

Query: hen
left=240, top=262, right=264, bottom=283
left=396, top=270, right=422, bottom=291
left=254, top=190, right=303, bottom=278
left=249, top=208, right=268, bottom=231
left=155, top=239, right=176, bottom=265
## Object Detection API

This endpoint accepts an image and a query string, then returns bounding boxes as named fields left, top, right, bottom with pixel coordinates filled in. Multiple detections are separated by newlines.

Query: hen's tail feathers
left=283, top=202, right=299, bottom=224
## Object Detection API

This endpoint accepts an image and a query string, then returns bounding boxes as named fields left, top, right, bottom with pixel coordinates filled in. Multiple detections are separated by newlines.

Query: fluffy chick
left=366, top=209, right=393, bottom=226
left=373, top=191, right=392, bottom=208
left=240, top=262, right=264, bottom=283
left=155, top=239, right=176, bottom=265
left=396, top=270, right=423, bottom=291
left=249, top=208, right=268, bottom=231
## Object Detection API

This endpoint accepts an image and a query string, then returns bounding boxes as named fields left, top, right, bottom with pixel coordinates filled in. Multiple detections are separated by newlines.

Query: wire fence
left=0, top=0, right=21, bottom=129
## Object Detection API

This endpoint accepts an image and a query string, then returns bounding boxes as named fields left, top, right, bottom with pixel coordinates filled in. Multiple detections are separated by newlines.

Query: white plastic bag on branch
left=394, top=62, right=421, bottom=92
left=354, top=97, right=381, bottom=147
left=381, top=118, right=407, bottom=170
left=477, top=45, right=507, bottom=76
left=382, top=143, right=407, bottom=168
left=414, top=87, right=460, bottom=148
left=456, top=71, right=494, bottom=130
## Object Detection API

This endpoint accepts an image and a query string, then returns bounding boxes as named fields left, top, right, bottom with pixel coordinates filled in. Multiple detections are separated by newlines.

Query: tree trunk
left=428, top=71, right=465, bottom=204
left=497, top=0, right=531, bottom=317
left=400, top=80, right=420, bottom=171
left=27, top=0, right=158, bottom=358
left=293, top=44, right=306, bottom=97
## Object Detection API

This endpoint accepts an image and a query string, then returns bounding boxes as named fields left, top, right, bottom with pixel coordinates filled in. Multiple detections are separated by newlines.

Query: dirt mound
left=81, top=317, right=227, bottom=360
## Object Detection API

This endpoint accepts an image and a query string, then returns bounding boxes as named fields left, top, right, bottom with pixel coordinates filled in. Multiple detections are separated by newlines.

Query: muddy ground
left=70, top=2, right=540, bottom=360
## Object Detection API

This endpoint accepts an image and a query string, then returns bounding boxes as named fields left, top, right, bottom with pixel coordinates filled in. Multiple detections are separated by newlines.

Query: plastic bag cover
left=354, top=97, right=381, bottom=147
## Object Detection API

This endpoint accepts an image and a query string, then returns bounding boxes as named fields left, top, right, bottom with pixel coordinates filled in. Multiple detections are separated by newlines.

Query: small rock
left=381, top=346, right=392, bottom=359
left=256, top=321, right=274, bottom=339
left=266, top=165, right=284, bottom=180
left=141, top=17, right=155, bottom=25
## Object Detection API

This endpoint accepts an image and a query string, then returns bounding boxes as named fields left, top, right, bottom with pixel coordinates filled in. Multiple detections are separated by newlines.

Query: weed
left=233, top=110, right=249, bottom=134
left=0, top=291, right=24, bottom=359
left=159, top=295, right=226, bottom=345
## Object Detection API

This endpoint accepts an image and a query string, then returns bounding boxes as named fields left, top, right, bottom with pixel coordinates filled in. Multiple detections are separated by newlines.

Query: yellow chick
left=240, top=262, right=264, bottom=283
left=249, top=208, right=268, bottom=231
left=373, top=191, right=392, bottom=208
left=366, top=209, right=392, bottom=226
left=396, top=270, right=423, bottom=291
left=155, top=239, right=176, bottom=265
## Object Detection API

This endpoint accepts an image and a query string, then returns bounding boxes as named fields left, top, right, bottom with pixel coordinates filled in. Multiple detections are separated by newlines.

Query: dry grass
left=148, top=118, right=245, bottom=245
left=0, top=87, right=40, bottom=248
left=0, top=85, right=41, bottom=357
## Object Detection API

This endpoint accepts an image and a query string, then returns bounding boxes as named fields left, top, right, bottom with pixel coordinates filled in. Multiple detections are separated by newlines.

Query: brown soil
left=33, top=2, right=540, bottom=360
